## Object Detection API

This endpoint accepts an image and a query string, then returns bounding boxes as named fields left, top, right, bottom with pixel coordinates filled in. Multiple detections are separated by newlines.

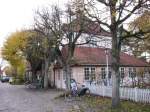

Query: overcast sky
left=0, top=0, right=68, bottom=48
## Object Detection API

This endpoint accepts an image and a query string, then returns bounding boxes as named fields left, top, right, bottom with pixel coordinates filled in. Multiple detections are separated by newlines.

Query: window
left=84, top=68, right=90, bottom=80
left=108, top=68, right=111, bottom=79
left=101, top=68, right=106, bottom=79
left=133, top=68, right=136, bottom=77
left=84, top=67, right=96, bottom=80
left=129, top=68, right=132, bottom=77
left=129, top=68, right=136, bottom=78
left=120, top=68, right=125, bottom=78
left=91, top=67, right=96, bottom=80
left=101, top=67, right=111, bottom=79
left=90, top=39, right=97, bottom=47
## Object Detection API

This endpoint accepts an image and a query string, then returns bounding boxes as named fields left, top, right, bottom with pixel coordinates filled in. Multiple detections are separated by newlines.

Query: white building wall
left=76, top=33, right=112, bottom=48
left=54, top=69, right=66, bottom=89
left=54, top=66, right=150, bottom=89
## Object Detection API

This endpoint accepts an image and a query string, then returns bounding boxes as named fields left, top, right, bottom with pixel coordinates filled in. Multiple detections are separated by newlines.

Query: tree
left=124, top=10, right=150, bottom=57
left=4, top=66, right=14, bottom=76
left=2, top=31, right=28, bottom=78
left=34, top=8, right=60, bottom=88
left=23, top=31, right=44, bottom=82
left=22, top=30, right=57, bottom=88
left=85, top=0, right=150, bottom=108
left=34, top=4, right=92, bottom=90
left=2, top=30, right=56, bottom=87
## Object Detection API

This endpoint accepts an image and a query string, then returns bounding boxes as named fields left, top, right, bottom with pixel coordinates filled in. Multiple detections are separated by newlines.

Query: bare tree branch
left=117, top=0, right=147, bottom=25
left=121, top=29, right=150, bottom=41
left=96, top=0, right=110, bottom=6
left=84, top=7, right=110, bottom=29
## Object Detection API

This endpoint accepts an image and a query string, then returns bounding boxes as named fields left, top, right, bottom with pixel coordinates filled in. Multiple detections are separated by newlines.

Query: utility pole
left=105, top=48, right=109, bottom=86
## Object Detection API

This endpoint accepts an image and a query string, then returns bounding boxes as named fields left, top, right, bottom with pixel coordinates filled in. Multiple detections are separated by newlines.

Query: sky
left=0, top=0, right=149, bottom=61
left=0, top=0, right=69, bottom=67
left=0, top=0, right=137, bottom=48
left=0, top=0, right=68, bottom=48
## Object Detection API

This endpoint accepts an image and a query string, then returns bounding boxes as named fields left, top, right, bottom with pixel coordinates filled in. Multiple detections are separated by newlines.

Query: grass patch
left=54, top=94, right=150, bottom=112
left=81, top=95, right=150, bottom=112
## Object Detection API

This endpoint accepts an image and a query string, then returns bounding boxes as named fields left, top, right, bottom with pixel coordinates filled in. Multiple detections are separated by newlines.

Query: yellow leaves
left=112, top=11, right=116, bottom=17
left=129, top=11, right=150, bottom=55
left=1, top=30, right=32, bottom=76
left=42, top=37, right=49, bottom=49
left=2, top=30, right=29, bottom=67
left=130, top=11, right=150, bottom=31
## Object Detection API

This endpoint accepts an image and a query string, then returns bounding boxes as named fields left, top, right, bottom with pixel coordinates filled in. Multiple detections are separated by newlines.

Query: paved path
left=0, top=82, right=69, bottom=112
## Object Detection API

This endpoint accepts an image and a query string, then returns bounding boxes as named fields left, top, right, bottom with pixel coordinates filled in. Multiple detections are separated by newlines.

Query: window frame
left=84, top=67, right=96, bottom=81
left=101, top=67, right=106, bottom=79
left=128, top=67, right=136, bottom=78
left=120, top=67, right=125, bottom=79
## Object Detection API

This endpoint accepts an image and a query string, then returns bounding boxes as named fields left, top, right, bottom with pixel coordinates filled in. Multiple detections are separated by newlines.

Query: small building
left=53, top=46, right=150, bottom=89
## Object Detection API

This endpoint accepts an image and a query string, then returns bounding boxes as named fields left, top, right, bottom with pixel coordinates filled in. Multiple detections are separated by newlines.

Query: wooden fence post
left=135, top=87, right=138, bottom=102
left=102, top=86, right=105, bottom=97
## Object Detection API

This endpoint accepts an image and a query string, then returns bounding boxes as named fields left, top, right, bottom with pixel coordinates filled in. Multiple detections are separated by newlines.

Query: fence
left=85, top=83, right=150, bottom=103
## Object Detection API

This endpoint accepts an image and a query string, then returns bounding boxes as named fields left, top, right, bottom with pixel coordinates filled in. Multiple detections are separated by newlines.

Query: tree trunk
left=109, top=0, right=121, bottom=108
left=44, top=58, right=49, bottom=89
left=111, top=67, right=120, bottom=108
left=13, top=67, right=17, bottom=78
left=64, top=64, right=71, bottom=91
left=48, top=63, right=54, bottom=88
left=111, top=27, right=121, bottom=108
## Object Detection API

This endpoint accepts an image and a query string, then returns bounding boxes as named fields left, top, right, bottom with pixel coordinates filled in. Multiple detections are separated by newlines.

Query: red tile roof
left=62, top=46, right=150, bottom=67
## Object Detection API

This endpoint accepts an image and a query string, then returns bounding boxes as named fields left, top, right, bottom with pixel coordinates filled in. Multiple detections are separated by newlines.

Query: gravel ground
left=0, top=82, right=72, bottom=112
